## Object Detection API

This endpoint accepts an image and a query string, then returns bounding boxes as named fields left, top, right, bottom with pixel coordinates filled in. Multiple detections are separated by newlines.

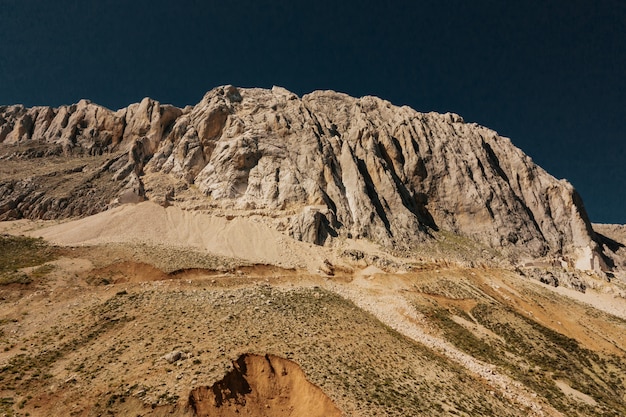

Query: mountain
left=0, top=86, right=616, bottom=274
left=1, top=87, right=626, bottom=417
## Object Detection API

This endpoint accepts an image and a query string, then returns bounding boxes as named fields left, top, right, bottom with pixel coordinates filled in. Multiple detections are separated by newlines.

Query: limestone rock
left=162, top=350, right=189, bottom=364
left=0, top=86, right=615, bottom=272
left=289, top=206, right=336, bottom=245
left=592, top=224, right=626, bottom=275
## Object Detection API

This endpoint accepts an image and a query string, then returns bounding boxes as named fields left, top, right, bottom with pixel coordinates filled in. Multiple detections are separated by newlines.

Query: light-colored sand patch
left=0, top=218, right=59, bottom=235
left=47, top=257, right=95, bottom=274
left=357, top=265, right=385, bottom=277
left=24, top=202, right=331, bottom=273
left=451, top=314, right=506, bottom=344
left=550, top=284, right=626, bottom=321
left=555, top=380, right=598, bottom=406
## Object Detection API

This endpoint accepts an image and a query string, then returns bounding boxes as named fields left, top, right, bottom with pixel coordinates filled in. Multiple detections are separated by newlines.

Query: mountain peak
left=0, top=86, right=618, bottom=275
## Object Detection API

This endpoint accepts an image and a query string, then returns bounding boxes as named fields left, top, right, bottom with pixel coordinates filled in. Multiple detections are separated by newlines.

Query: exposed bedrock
left=0, top=85, right=610, bottom=271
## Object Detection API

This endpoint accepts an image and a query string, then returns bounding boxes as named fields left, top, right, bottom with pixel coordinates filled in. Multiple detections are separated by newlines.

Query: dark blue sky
left=1, top=0, right=624, bottom=223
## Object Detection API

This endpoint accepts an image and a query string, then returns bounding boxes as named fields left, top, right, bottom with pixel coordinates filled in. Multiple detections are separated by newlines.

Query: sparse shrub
left=0, top=235, right=56, bottom=273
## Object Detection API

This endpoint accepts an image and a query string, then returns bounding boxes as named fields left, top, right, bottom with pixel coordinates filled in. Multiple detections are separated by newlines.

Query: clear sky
left=1, top=0, right=624, bottom=223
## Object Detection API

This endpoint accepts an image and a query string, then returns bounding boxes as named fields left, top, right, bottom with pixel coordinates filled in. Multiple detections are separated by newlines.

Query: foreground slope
left=0, top=233, right=625, bottom=416
left=0, top=86, right=612, bottom=271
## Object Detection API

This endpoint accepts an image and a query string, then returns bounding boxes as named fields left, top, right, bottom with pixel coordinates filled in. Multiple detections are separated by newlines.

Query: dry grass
left=0, top=239, right=625, bottom=416
left=410, top=270, right=626, bottom=416
left=0, top=235, right=57, bottom=286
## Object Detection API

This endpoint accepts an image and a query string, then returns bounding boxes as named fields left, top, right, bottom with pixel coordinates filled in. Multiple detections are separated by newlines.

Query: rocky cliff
left=0, top=86, right=611, bottom=271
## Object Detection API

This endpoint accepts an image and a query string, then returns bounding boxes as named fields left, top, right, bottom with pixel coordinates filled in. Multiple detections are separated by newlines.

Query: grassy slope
left=0, top=236, right=625, bottom=416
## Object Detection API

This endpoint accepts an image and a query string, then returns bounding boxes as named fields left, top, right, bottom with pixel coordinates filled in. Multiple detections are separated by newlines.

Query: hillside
left=0, top=229, right=625, bottom=416
left=1, top=87, right=625, bottom=416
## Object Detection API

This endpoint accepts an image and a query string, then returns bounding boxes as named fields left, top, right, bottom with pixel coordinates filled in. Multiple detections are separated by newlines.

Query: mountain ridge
left=0, top=85, right=618, bottom=274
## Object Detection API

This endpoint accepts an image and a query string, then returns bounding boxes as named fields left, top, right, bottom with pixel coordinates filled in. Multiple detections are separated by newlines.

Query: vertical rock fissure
left=355, top=158, right=392, bottom=234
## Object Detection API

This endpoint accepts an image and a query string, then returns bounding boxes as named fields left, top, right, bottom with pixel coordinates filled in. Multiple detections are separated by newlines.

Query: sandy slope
left=7, top=202, right=626, bottom=324
left=25, top=202, right=331, bottom=272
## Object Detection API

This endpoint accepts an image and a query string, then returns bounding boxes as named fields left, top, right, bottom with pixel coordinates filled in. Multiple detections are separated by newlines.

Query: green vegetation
left=472, top=303, right=626, bottom=416
left=1, top=314, right=130, bottom=387
left=0, top=271, right=32, bottom=285
left=0, top=234, right=57, bottom=285
left=76, top=285, right=528, bottom=416
left=2, top=238, right=624, bottom=416
left=419, top=297, right=626, bottom=417
left=423, top=307, right=503, bottom=366
left=0, top=397, right=15, bottom=417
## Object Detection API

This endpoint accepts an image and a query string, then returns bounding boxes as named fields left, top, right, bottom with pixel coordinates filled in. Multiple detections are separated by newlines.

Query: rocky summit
left=0, top=85, right=613, bottom=273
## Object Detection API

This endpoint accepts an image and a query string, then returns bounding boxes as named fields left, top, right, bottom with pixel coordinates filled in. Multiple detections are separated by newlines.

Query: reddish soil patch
left=189, top=354, right=342, bottom=417
left=89, top=261, right=169, bottom=284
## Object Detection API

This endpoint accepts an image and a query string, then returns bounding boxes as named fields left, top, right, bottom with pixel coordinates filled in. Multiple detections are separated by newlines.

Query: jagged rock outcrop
left=0, top=98, right=183, bottom=219
left=592, top=224, right=626, bottom=275
left=0, top=86, right=610, bottom=270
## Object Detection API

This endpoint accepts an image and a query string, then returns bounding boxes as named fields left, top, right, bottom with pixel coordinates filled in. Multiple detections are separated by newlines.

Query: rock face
left=0, top=86, right=610, bottom=270
left=592, top=224, right=626, bottom=274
